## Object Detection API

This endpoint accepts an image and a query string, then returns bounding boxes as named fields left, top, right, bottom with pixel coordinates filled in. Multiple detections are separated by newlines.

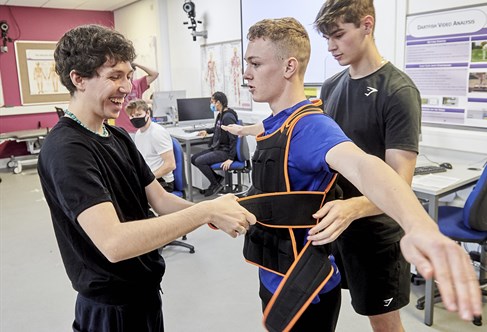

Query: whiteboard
left=240, top=0, right=344, bottom=85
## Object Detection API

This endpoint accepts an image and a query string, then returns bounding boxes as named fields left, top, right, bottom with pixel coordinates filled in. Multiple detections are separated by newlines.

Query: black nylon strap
left=238, top=193, right=325, bottom=227
left=264, top=243, right=333, bottom=332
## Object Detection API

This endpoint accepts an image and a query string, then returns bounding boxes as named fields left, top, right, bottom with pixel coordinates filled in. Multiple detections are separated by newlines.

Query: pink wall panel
left=0, top=5, right=114, bottom=157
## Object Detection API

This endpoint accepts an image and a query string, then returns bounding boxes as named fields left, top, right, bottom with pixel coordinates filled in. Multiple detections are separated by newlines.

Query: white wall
left=114, top=0, right=487, bottom=157
left=408, top=0, right=484, bottom=14
left=166, top=0, right=242, bottom=97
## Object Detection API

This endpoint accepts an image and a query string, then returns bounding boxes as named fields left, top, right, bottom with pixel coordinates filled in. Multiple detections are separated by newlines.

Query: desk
left=412, top=164, right=482, bottom=326
left=0, top=128, right=50, bottom=174
left=165, top=126, right=211, bottom=201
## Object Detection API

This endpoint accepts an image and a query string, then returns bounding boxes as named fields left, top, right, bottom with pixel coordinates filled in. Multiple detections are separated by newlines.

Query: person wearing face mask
left=191, top=91, right=239, bottom=197
left=126, top=99, right=176, bottom=192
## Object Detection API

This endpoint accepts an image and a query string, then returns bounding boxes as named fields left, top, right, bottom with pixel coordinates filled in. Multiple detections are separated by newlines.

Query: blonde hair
left=247, top=17, right=310, bottom=79
left=125, top=99, right=149, bottom=116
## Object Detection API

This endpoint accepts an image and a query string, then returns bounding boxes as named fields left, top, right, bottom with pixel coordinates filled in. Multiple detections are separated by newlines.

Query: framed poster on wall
left=201, top=40, right=252, bottom=110
left=405, top=5, right=487, bottom=129
left=15, top=41, right=70, bottom=105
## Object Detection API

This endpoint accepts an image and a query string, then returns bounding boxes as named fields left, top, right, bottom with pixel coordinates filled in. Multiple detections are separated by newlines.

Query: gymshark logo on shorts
left=383, top=297, right=393, bottom=307
left=365, top=87, right=378, bottom=96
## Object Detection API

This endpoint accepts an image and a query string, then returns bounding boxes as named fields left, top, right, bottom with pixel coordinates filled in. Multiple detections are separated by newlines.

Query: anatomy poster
left=202, top=40, right=251, bottom=110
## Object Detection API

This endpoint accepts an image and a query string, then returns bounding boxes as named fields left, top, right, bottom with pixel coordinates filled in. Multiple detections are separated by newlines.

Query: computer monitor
left=176, top=97, right=213, bottom=123
left=152, top=90, right=186, bottom=118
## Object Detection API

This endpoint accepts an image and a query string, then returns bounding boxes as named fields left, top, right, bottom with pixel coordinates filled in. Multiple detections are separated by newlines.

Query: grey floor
left=1, top=166, right=486, bottom=331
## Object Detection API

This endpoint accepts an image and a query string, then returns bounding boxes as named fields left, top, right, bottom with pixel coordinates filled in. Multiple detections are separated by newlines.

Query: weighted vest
left=239, top=102, right=338, bottom=332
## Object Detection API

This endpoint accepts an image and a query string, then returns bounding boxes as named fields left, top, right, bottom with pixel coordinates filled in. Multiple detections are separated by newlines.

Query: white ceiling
left=0, top=0, right=140, bottom=11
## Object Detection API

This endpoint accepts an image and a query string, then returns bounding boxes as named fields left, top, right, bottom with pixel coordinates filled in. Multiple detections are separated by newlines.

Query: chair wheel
left=416, top=302, right=425, bottom=310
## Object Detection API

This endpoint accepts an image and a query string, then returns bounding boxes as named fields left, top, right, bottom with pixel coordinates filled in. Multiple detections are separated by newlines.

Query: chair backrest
left=235, top=120, right=250, bottom=163
left=171, top=137, right=186, bottom=197
left=235, top=134, right=250, bottom=163
left=464, top=166, right=487, bottom=231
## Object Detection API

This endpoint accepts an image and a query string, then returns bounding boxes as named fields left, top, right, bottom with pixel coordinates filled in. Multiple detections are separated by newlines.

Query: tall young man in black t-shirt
left=313, top=1, right=425, bottom=330
left=37, top=24, right=255, bottom=332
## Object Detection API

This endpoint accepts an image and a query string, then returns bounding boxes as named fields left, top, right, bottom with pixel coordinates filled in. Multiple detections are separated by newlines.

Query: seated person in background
left=126, top=99, right=176, bottom=192
left=191, top=91, right=238, bottom=197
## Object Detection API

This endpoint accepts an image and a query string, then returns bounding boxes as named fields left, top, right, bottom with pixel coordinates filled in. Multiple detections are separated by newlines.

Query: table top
left=165, top=125, right=213, bottom=141
left=0, top=128, right=50, bottom=140
left=412, top=163, right=483, bottom=196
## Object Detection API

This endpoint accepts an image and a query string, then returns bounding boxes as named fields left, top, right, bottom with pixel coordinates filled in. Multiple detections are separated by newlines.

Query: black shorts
left=259, top=282, right=341, bottom=332
left=73, top=292, right=164, bottom=332
left=332, top=238, right=410, bottom=316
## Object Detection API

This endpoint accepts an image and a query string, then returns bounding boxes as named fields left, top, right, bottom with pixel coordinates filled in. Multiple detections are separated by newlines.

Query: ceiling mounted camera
left=183, top=1, right=195, bottom=17
left=0, top=21, right=9, bottom=34
left=182, top=1, right=207, bottom=41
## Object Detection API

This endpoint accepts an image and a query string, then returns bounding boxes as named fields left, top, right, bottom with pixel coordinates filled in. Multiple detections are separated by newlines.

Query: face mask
left=210, top=103, right=217, bottom=112
left=130, top=115, right=148, bottom=128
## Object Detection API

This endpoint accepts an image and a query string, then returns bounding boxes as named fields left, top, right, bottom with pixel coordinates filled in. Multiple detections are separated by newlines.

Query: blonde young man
left=225, top=16, right=481, bottom=331
left=126, top=99, right=176, bottom=192
left=37, top=24, right=255, bottom=332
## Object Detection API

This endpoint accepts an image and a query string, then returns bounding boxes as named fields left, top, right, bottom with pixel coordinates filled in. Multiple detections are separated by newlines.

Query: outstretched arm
left=78, top=181, right=256, bottom=263
left=308, top=141, right=482, bottom=321
left=221, top=122, right=264, bottom=136
left=132, top=62, right=159, bottom=85
left=310, top=148, right=416, bottom=242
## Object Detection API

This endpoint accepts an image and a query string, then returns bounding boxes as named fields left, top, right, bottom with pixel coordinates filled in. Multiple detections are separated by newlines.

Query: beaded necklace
left=64, top=109, right=109, bottom=137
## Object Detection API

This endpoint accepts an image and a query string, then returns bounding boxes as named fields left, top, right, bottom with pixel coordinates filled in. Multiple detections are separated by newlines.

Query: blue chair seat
left=416, top=166, right=487, bottom=325
left=438, top=206, right=487, bottom=243
left=208, top=122, right=251, bottom=196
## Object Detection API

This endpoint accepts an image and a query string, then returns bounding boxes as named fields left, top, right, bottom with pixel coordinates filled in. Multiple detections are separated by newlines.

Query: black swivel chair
left=162, top=138, right=195, bottom=253
left=416, top=166, right=487, bottom=326
left=210, top=122, right=252, bottom=197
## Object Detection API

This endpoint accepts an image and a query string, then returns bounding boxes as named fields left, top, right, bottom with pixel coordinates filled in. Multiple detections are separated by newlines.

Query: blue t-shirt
left=260, top=100, right=351, bottom=300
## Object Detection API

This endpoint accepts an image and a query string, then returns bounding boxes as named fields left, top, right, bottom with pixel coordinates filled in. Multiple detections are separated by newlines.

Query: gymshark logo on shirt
left=365, top=87, right=378, bottom=96
left=383, top=297, right=393, bottom=307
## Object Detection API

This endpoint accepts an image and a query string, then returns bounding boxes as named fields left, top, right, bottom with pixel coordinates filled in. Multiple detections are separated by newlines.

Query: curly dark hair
left=212, top=91, right=228, bottom=108
left=54, top=24, right=136, bottom=95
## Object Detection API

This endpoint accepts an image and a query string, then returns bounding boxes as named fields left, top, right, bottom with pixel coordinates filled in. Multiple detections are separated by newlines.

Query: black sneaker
left=204, top=182, right=224, bottom=197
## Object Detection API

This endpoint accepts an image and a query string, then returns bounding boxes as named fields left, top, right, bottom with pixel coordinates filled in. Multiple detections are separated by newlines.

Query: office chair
left=162, top=138, right=195, bottom=253
left=54, top=106, right=65, bottom=119
left=211, top=122, right=252, bottom=197
left=416, top=166, right=487, bottom=326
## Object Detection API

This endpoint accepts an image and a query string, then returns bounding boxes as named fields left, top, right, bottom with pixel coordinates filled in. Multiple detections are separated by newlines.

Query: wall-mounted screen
left=176, top=97, right=213, bottom=123
left=152, top=90, right=186, bottom=117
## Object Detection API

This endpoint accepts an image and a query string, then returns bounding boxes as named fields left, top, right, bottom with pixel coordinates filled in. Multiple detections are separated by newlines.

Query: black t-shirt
left=38, top=117, right=165, bottom=304
left=320, top=62, right=421, bottom=244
